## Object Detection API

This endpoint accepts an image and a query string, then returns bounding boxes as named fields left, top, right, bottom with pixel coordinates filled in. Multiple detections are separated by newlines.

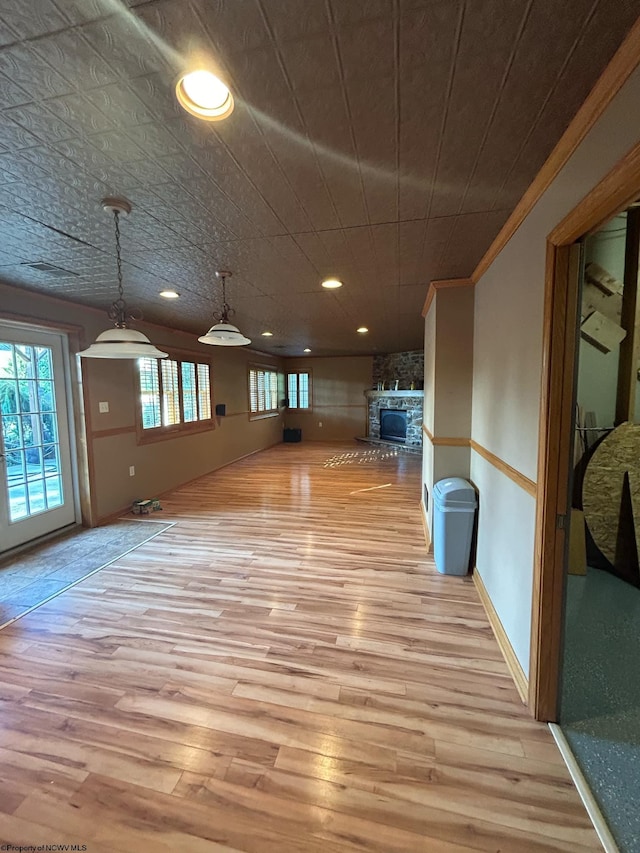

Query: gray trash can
left=432, top=478, right=477, bottom=575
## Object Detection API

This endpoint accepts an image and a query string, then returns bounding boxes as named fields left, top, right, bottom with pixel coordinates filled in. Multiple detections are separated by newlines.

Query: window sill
left=249, top=411, right=280, bottom=422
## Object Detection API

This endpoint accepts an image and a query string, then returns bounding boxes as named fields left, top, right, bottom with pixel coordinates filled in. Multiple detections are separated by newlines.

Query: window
left=138, top=356, right=212, bottom=437
left=287, top=371, right=310, bottom=409
left=249, top=366, right=279, bottom=417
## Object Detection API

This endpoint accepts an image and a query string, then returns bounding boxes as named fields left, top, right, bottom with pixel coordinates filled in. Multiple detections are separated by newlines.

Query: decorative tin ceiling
left=0, top=0, right=637, bottom=355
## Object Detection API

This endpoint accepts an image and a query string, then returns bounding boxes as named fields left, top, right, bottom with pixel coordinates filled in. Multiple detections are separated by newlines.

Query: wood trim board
left=422, top=425, right=471, bottom=447
left=532, top=136, right=640, bottom=720
left=420, top=499, right=431, bottom=551
left=473, top=570, right=528, bottom=704
left=550, top=138, right=640, bottom=245
left=422, top=278, right=473, bottom=317
left=91, top=426, right=137, bottom=439
left=422, top=427, right=537, bottom=497
left=472, top=16, right=640, bottom=283
left=531, top=244, right=582, bottom=720
left=469, top=440, right=537, bottom=497
left=433, top=436, right=471, bottom=447
left=422, top=424, right=470, bottom=448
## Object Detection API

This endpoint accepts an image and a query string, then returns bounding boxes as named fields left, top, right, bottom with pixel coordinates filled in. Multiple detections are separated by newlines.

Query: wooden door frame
left=530, top=139, right=640, bottom=721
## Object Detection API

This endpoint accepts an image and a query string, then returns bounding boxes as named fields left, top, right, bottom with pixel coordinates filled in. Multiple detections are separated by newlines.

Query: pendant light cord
left=109, top=208, right=128, bottom=327
left=214, top=273, right=233, bottom=323
left=115, top=209, right=124, bottom=305
left=113, top=209, right=126, bottom=325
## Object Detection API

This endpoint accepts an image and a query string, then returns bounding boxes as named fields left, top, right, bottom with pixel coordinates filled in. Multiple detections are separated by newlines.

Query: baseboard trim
left=473, top=570, right=528, bottom=705
left=549, top=724, right=619, bottom=853
left=420, top=499, right=431, bottom=551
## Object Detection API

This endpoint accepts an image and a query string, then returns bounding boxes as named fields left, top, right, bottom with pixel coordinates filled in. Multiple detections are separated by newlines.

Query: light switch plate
left=99, top=401, right=109, bottom=413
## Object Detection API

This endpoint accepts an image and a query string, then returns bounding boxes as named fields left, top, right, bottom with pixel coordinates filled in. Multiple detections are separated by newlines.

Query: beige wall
left=284, top=356, right=372, bottom=441
left=1, top=283, right=284, bottom=523
left=471, top=63, right=640, bottom=677
left=423, top=304, right=436, bottom=435
left=434, top=286, right=474, bottom=439
left=421, top=285, right=474, bottom=540
left=422, top=304, right=435, bottom=537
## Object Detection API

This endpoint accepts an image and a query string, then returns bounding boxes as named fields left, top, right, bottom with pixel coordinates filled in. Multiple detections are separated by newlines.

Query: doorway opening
left=0, top=321, right=80, bottom=554
left=556, top=207, right=640, bottom=851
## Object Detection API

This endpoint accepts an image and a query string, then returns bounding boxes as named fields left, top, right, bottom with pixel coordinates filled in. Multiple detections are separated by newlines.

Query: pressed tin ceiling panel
left=0, top=0, right=637, bottom=356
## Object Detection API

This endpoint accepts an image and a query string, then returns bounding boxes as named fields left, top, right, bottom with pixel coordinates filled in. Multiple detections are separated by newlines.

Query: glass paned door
left=0, top=326, right=76, bottom=552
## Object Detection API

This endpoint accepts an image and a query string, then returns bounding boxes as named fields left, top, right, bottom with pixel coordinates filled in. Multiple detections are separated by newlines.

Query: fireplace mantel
left=364, top=390, right=424, bottom=399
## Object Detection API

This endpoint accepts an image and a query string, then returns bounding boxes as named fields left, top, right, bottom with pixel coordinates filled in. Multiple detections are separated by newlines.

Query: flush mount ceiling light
left=261, top=331, right=273, bottom=337
left=175, top=70, right=234, bottom=121
left=159, top=290, right=180, bottom=299
left=198, top=270, right=251, bottom=347
left=78, top=198, right=167, bottom=360
left=321, top=278, right=343, bottom=289
left=357, top=326, right=369, bottom=334
left=304, top=348, right=311, bottom=353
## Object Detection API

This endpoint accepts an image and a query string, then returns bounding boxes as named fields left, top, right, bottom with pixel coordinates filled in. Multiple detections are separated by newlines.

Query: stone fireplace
left=365, top=390, right=423, bottom=447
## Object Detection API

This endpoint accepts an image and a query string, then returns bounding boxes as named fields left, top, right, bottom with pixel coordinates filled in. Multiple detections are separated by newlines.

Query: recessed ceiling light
left=357, top=326, right=369, bottom=334
left=261, top=331, right=273, bottom=337
left=175, top=70, right=234, bottom=121
left=322, top=278, right=343, bottom=289
left=304, top=348, right=311, bottom=353
left=159, top=290, right=180, bottom=299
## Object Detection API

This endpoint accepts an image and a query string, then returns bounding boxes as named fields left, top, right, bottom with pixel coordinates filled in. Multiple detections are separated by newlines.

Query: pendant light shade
left=198, top=271, right=251, bottom=347
left=79, top=198, right=167, bottom=360
left=78, top=328, right=169, bottom=359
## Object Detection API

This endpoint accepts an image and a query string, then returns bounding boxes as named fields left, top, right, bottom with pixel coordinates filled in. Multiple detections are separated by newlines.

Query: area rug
left=0, top=518, right=173, bottom=629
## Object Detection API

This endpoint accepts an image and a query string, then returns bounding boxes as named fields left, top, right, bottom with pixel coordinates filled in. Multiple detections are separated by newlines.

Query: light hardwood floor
left=0, top=442, right=600, bottom=852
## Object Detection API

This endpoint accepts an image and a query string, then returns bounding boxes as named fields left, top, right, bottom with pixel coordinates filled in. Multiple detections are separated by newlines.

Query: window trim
left=135, top=351, right=214, bottom=444
left=248, top=364, right=280, bottom=420
left=286, top=369, right=312, bottom=411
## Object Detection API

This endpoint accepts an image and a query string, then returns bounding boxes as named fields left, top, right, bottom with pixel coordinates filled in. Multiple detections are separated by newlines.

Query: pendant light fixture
left=78, top=198, right=168, bottom=360
left=198, top=270, right=251, bottom=346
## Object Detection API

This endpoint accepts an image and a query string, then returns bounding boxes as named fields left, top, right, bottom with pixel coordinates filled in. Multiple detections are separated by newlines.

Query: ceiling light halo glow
left=357, top=326, right=369, bottom=334
left=159, top=290, right=180, bottom=299
left=175, top=70, right=234, bottom=121
left=321, top=278, right=343, bottom=289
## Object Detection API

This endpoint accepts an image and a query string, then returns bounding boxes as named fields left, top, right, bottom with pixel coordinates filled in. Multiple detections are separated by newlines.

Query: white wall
left=472, top=63, right=640, bottom=678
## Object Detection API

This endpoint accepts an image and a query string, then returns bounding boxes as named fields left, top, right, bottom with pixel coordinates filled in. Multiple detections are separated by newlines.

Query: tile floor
left=0, top=518, right=172, bottom=627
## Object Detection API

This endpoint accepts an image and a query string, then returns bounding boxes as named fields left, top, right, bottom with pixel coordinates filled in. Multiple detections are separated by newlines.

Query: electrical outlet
left=99, top=401, right=109, bottom=413
left=129, top=466, right=135, bottom=477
